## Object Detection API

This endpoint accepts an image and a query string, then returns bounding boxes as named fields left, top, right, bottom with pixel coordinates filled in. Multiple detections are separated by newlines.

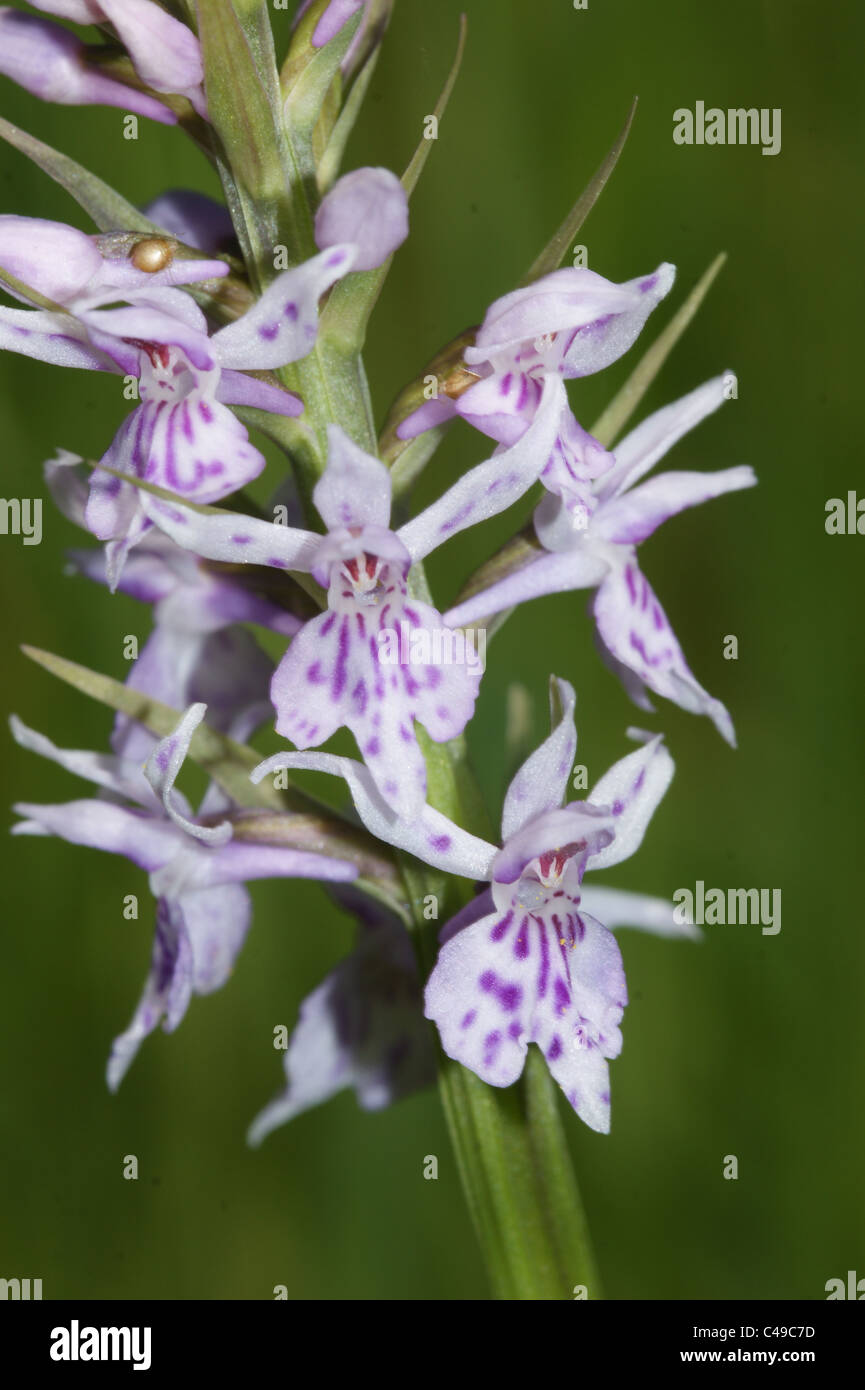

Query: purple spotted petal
left=251, top=750, right=498, bottom=880
left=270, top=592, right=481, bottom=817
left=0, top=305, right=115, bottom=371
left=315, top=167, right=408, bottom=272
left=397, top=375, right=565, bottom=563
left=500, top=677, right=576, bottom=841
left=106, top=883, right=249, bottom=1091
left=0, top=9, right=176, bottom=122
left=248, top=913, right=433, bottom=1143
left=424, top=905, right=626, bottom=1132
left=593, top=466, right=756, bottom=546
left=144, top=704, right=231, bottom=846
left=584, top=731, right=674, bottom=872
left=454, top=369, right=541, bottom=445
left=313, top=425, right=392, bottom=530
left=145, top=498, right=320, bottom=573
left=212, top=246, right=356, bottom=371
left=592, top=563, right=735, bottom=745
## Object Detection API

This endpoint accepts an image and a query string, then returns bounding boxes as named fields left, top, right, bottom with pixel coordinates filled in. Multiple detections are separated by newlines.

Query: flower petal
left=144, top=704, right=232, bottom=846
left=12, top=798, right=176, bottom=871
left=597, top=374, right=731, bottom=501
left=10, top=714, right=152, bottom=806
left=444, top=544, right=607, bottom=629
left=145, top=497, right=320, bottom=572
left=593, top=466, right=756, bottom=546
left=251, top=750, right=498, bottom=879
left=248, top=915, right=433, bottom=1143
left=584, top=732, right=673, bottom=871
left=592, top=562, right=736, bottom=745
left=313, top=425, right=392, bottom=530
left=211, top=246, right=356, bottom=370
left=500, top=676, right=576, bottom=841
left=315, top=167, right=408, bottom=272
left=397, top=375, right=565, bottom=563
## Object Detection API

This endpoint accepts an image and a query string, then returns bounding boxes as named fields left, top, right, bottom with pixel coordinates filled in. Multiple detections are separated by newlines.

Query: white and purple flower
left=146, top=377, right=564, bottom=817
left=11, top=703, right=357, bottom=1089
left=446, top=376, right=756, bottom=743
left=249, top=677, right=694, bottom=1132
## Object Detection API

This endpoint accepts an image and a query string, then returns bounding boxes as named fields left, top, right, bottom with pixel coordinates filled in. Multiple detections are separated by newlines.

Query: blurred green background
left=1, top=0, right=862, bottom=1300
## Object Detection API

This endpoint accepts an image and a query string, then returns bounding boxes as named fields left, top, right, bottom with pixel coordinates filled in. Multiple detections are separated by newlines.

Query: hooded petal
left=592, top=562, right=736, bottom=745
left=491, top=804, right=615, bottom=887
left=314, top=167, right=408, bottom=272
left=248, top=915, right=433, bottom=1143
left=500, top=677, right=576, bottom=841
left=593, top=466, right=756, bottom=546
left=584, top=732, right=674, bottom=871
left=144, top=704, right=232, bottom=847
left=211, top=246, right=356, bottom=370
left=251, top=750, right=498, bottom=880
left=397, top=375, right=565, bottom=563
left=313, top=425, right=392, bottom=530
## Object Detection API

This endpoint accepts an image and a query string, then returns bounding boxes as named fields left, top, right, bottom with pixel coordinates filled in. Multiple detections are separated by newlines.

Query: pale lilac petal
left=106, top=896, right=193, bottom=1091
left=593, top=563, right=736, bottom=745
left=308, top=0, right=364, bottom=47
left=144, top=704, right=232, bottom=846
left=454, top=370, right=542, bottom=445
left=0, top=213, right=101, bottom=302
left=392, top=598, right=482, bottom=746
left=216, top=369, right=303, bottom=417
left=79, top=302, right=213, bottom=370
left=0, top=10, right=176, bottom=122
left=96, top=0, right=204, bottom=106
left=10, top=714, right=152, bottom=806
left=145, top=498, right=320, bottom=573
left=12, top=798, right=177, bottom=871
left=315, top=167, right=408, bottom=272
left=439, top=887, right=495, bottom=944
left=597, top=375, right=731, bottom=500
left=593, top=466, right=757, bottom=545
left=0, top=306, right=112, bottom=370
left=248, top=917, right=433, bottom=1143
left=251, top=751, right=498, bottom=880
left=398, top=375, right=565, bottom=563
left=313, top=425, right=392, bottom=530
left=443, top=545, right=607, bottom=629
left=143, top=190, right=234, bottom=255
left=205, top=841, right=358, bottom=886
left=558, top=265, right=676, bottom=378
left=579, top=885, right=701, bottom=941
left=395, top=395, right=458, bottom=440
left=500, top=676, right=576, bottom=841
left=584, top=732, right=674, bottom=871
left=44, top=449, right=90, bottom=527
left=211, top=246, right=356, bottom=370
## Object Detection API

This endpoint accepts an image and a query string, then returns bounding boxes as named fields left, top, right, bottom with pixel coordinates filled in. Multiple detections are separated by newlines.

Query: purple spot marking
left=259, top=323, right=280, bottom=341
left=479, top=970, right=496, bottom=993
left=284, top=302, right=299, bottom=321
left=547, top=1036, right=563, bottom=1061
left=461, top=1010, right=476, bottom=1029
left=429, top=833, right=451, bottom=851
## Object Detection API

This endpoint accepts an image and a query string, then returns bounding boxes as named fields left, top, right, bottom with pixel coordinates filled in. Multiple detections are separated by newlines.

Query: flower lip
left=311, top=523, right=411, bottom=590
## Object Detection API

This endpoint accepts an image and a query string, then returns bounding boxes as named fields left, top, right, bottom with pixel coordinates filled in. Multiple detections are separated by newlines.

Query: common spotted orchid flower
left=446, top=377, right=757, bottom=744
left=250, top=677, right=691, bottom=1133
left=145, top=380, right=564, bottom=818
left=11, top=703, right=357, bottom=1090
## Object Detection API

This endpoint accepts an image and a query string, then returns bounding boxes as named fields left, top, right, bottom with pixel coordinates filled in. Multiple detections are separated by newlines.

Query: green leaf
left=0, top=115, right=159, bottom=235
left=21, top=644, right=282, bottom=812
left=591, top=251, right=727, bottom=447
left=522, top=95, right=638, bottom=285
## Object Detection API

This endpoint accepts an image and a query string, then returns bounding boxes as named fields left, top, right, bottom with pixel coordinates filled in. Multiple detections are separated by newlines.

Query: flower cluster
left=3, top=0, right=752, bottom=1145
